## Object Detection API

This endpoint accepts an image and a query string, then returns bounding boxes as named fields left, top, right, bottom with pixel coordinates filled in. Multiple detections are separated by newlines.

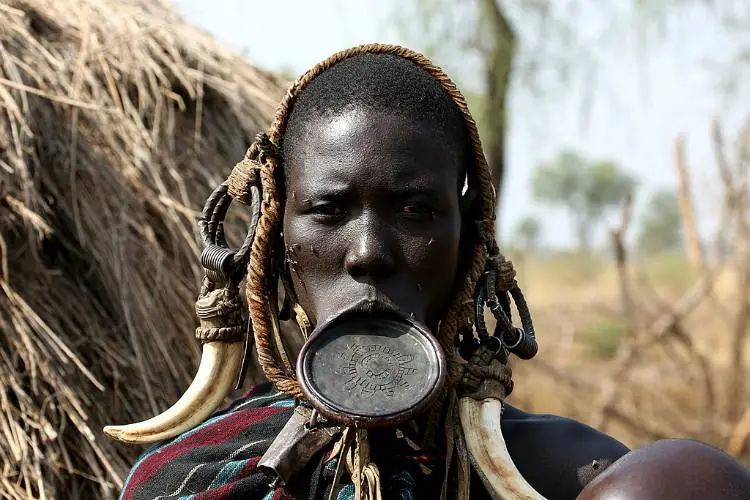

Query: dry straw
left=0, top=0, right=284, bottom=497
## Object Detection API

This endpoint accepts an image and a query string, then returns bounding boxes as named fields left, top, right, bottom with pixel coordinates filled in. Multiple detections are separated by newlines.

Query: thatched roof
left=0, top=0, right=285, bottom=497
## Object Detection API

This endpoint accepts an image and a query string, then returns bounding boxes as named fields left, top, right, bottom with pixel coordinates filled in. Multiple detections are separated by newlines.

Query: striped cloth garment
left=120, top=383, right=430, bottom=500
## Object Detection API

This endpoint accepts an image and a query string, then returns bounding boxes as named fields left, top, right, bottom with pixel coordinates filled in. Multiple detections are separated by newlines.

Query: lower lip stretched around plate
left=297, top=315, right=445, bottom=427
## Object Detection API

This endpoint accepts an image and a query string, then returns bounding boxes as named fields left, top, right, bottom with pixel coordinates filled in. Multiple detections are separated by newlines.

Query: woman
left=108, top=45, right=750, bottom=500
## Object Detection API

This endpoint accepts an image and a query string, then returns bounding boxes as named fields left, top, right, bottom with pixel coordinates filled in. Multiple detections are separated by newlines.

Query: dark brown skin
left=283, top=109, right=462, bottom=330
left=281, top=107, right=750, bottom=499
left=578, top=439, right=750, bottom=499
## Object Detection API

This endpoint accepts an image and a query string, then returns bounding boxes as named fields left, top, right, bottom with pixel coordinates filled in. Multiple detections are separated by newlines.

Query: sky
left=173, top=0, right=745, bottom=248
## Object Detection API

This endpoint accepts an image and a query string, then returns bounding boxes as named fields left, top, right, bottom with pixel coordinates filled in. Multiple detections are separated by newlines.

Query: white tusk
left=459, top=397, right=547, bottom=500
left=104, top=341, right=244, bottom=444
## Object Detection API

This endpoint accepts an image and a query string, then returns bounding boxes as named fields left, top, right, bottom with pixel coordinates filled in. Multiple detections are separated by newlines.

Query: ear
left=457, top=183, right=479, bottom=275
left=460, top=182, right=479, bottom=217
left=278, top=237, right=313, bottom=338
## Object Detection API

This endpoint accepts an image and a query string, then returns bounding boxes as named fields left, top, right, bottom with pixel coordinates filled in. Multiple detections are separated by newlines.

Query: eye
left=308, top=202, right=347, bottom=222
left=400, top=202, right=435, bottom=220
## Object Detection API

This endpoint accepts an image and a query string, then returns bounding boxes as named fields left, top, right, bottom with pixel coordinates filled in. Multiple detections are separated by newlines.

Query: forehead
left=283, top=109, right=463, bottom=192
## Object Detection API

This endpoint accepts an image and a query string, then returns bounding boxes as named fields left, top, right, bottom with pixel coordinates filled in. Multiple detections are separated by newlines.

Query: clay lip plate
left=297, top=314, right=445, bottom=427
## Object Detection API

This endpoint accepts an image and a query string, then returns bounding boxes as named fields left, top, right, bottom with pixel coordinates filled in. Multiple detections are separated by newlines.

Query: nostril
left=344, top=235, right=396, bottom=280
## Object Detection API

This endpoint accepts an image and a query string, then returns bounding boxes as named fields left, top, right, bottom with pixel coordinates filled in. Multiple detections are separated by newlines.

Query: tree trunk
left=481, top=0, right=516, bottom=209
left=575, top=214, right=591, bottom=252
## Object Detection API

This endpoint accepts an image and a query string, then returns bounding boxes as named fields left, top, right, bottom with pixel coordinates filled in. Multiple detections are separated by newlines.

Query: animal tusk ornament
left=458, top=340, right=546, bottom=500
left=459, top=396, right=545, bottom=500
left=104, top=340, right=243, bottom=444
left=105, top=174, right=258, bottom=445
left=105, top=285, right=246, bottom=444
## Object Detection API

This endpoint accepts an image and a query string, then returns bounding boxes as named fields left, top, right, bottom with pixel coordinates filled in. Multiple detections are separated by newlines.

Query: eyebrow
left=291, top=185, right=350, bottom=203
left=313, top=183, right=351, bottom=195
left=389, top=185, right=446, bottom=198
left=390, top=173, right=454, bottom=192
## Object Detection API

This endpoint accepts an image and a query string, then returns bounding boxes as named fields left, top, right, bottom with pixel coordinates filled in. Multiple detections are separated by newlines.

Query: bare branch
left=673, top=135, right=704, bottom=270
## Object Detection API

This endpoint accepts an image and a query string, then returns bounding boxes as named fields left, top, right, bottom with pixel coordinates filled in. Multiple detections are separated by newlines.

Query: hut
left=0, top=0, right=285, bottom=497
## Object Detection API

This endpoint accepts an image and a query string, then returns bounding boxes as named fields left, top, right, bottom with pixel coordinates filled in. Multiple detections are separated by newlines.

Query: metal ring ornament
left=472, top=266, right=539, bottom=361
left=198, top=181, right=261, bottom=282
left=502, top=327, right=524, bottom=350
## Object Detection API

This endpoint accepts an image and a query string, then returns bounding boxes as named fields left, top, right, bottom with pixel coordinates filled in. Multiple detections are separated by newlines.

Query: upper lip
left=309, top=294, right=433, bottom=339
left=320, top=293, right=407, bottom=327
left=343, top=295, right=404, bottom=318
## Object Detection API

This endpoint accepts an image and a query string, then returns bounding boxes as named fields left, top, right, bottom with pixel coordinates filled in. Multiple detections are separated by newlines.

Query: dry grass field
left=506, top=250, right=750, bottom=465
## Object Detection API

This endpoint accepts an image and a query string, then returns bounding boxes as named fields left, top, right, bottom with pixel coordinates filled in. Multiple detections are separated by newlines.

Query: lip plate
left=297, top=313, right=446, bottom=428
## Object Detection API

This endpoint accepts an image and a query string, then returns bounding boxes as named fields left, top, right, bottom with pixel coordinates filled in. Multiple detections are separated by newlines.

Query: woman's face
left=282, top=108, right=464, bottom=331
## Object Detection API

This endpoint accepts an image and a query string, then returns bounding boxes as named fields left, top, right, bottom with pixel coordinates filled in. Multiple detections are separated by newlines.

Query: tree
left=637, top=190, right=684, bottom=254
left=479, top=0, right=516, bottom=199
left=392, top=0, right=516, bottom=201
left=532, top=151, right=635, bottom=249
left=514, top=215, right=542, bottom=251
left=391, top=0, right=750, bottom=217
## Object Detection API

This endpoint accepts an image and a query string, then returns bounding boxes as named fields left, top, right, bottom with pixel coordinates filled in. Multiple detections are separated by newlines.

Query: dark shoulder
left=499, top=404, right=629, bottom=500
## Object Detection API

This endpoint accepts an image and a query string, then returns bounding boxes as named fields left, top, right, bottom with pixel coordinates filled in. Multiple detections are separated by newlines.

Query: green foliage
left=514, top=215, right=542, bottom=250
left=578, top=314, right=626, bottom=358
left=587, top=161, right=636, bottom=210
left=532, top=150, right=636, bottom=249
left=637, top=190, right=684, bottom=254
left=532, top=151, right=584, bottom=204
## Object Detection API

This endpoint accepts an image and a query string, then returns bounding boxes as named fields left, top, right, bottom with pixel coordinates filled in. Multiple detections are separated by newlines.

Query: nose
left=344, top=213, right=397, bottom=281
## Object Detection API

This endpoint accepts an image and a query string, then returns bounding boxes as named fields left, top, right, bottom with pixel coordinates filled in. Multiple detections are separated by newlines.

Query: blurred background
left=1, top=0, right=748, bottom=498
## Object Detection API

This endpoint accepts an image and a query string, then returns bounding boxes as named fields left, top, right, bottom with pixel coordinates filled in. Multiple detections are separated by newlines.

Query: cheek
left=285, top=217, right=343, bottom=266
left=282, top=212, right=344, bottom=309
left=403, top=216, right=462, bottom=304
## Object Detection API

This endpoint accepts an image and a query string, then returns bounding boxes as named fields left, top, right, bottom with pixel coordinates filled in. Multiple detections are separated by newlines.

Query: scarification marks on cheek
left=284, top=242, right=304, bottom=289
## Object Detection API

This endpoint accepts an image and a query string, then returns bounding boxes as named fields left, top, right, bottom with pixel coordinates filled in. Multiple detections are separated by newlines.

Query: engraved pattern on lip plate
left=301, top=318, right=441, bottom=418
